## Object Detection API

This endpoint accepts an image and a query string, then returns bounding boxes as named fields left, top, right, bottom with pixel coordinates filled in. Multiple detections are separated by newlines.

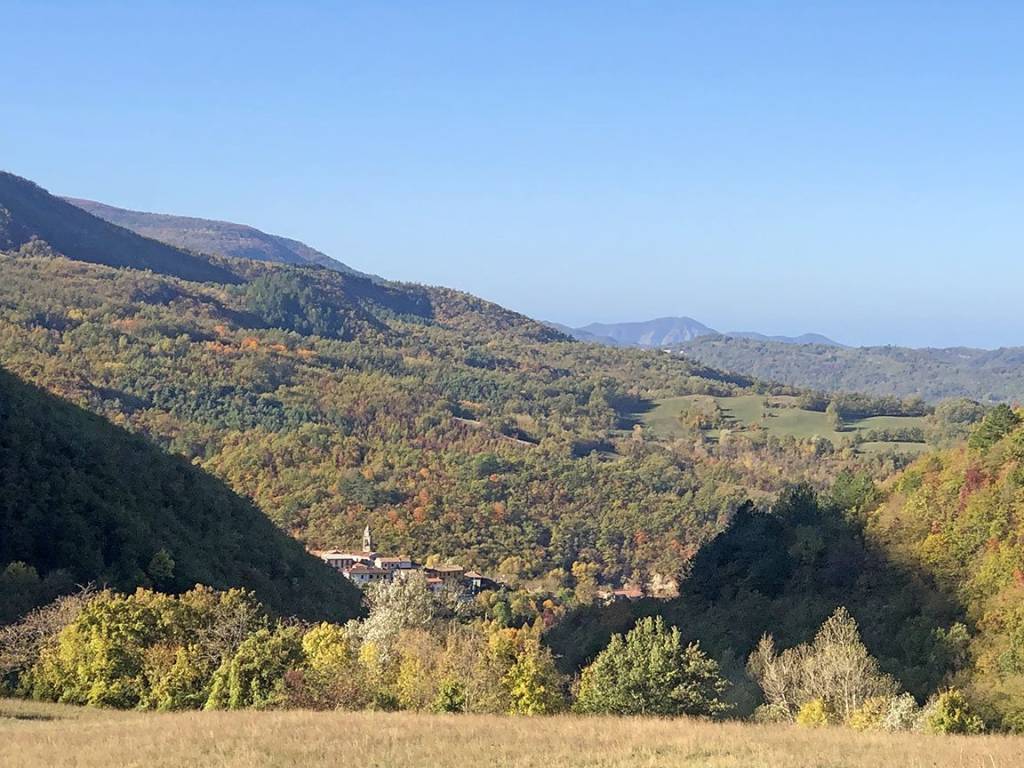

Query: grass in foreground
left=2, top=699, right=1023, bottom=768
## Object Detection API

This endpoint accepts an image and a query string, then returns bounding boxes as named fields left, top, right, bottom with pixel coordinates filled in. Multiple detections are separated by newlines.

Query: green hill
left=546, top=484, right=964, bottom=714
left=0, top=171, right=934, bottom=620
left=548, top=408, right=1024, bottom=726
left=0, top=367, right=362, bottom=623
left=0, top=246, right=751, bottom=589
left=680, top=335, right=1024, bottom=403
left=0, top=172, right=236, bottom=283
left=865, top=405, right=1024, bottom=730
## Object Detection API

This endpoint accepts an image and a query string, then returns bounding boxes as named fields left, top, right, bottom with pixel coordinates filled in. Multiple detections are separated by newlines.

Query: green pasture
left=640, top=394, right=927, bottom=451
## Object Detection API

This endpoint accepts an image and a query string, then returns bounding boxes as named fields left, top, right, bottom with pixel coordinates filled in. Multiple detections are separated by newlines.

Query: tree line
left=0, top=577, right=982, bottom=734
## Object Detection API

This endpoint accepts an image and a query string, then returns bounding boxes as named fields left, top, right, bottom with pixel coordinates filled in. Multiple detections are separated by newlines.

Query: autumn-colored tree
left=205, top=625, right=304, bottom=710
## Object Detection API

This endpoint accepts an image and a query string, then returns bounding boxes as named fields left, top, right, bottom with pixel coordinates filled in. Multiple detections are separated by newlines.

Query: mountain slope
left=67, top=197, right=374, bottom=279
left=0, top=172, right=236, bottom=283
left=866, top=406, right=1024, bottom=729
left=0, top=170, right=897, bottom=605
left=544, top=321, right=619, bottom=345
left=725, top=331, right=843, bottom=346
left=0, top=248, right=753, bottom=588
left=680, top=336, right=1024, bottom=402
left=577, top=316, right=717, bottom=347
left=549, top=411, right=1024, bottom=725
left=0, top=366, right=362, bottom=623
left=546, top=484, right=964, bottom=714
left=559, top=317, right=840, bottom=348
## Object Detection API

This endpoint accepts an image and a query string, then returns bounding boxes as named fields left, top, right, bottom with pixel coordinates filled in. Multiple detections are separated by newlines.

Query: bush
left=922, top=689, right=985, bottom=735
left=796, top=698, right=830, bottom=727
left=882, top=692, right=921, bottom=732
left=847, top=696, right=890, bottom=731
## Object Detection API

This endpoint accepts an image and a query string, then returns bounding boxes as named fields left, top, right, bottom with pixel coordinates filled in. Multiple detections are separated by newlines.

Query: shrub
left=796, top=698, right=830, bottom=727
left=433, top=678, right=467, bottom=713
left=922, top=689, right=985, bottom=735
left=503, top=636, right=565, bottom=715
left=881, top=692, right=921, bottom=732
left=847, top=696, right=890, bottom=731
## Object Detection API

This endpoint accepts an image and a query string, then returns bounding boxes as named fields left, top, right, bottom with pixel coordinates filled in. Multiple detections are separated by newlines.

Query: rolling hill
left=680, top=335, right=1024, bottom=403
left=725, top=331, right=842, bottom=346
left=573, top=316, right=717, bottom=347
left=67, top=198, right=374, bottom=279
left=0, top=367, right=362, bottom=623
left=548, top=405, right=1024, bottom=728
left=0, top=172, right=236, bottom=284
left=558, top=317, right=840, bottom=348
left=0, top=171, right=904, bottom=599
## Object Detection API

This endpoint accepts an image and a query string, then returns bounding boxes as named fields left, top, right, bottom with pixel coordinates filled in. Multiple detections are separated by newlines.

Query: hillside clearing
left=1, top=699, right=1022, bottom=768
left=641, top=394, right=927, bottom=448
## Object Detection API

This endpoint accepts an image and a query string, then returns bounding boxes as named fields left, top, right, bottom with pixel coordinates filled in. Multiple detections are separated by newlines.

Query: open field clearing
left=642, top=394, right=926, bottom=449
left=2, top=699, right=1023, bottom=768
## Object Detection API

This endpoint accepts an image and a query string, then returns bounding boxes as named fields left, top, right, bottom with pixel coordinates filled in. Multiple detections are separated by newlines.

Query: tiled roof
left=347, top=563, right=387, bottom=574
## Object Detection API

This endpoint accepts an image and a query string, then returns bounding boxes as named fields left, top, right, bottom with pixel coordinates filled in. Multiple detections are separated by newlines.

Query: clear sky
left=3, top=2, right=1023, bottom=347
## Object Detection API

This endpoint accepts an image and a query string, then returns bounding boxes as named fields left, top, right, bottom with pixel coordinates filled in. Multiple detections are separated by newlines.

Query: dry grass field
left=3, top=698, right=1024, bottom=768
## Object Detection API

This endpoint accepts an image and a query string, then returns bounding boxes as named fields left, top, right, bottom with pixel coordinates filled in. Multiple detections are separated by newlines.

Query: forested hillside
left=1, top=172, right=1017, bottom=732
left=681, top=335, right=1024, bottom=403
left=0, top=368, right=362, bottom=624
left=867, top=405, right=1024, bottom=730
left=0, top=236, right=903, bottom=592
left=548, top=406, right=1024, bottom=729
left=546, top=482, right=965, bottom=712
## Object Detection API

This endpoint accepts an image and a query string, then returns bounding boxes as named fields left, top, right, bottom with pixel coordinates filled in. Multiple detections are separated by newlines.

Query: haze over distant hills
left=66, top=197, right=375, bottom=280
left=725, top=331, right=842, bottom=346
left=554, top=316, right=841, bottom=348
left=679, top=335, right=1024, bottom=403
left=555, top=315, right=1024, bottom=403
left=0, top=172, right=235, bottom=283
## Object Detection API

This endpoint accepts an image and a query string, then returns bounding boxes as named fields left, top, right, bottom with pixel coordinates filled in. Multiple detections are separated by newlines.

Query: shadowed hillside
left=0, top=172, right=236, bottom=283
left=0, top=367, right=362, bottom=623
left=547, top=485, right=965, bottom=713
left=865, top=405, right=1024, bottom=729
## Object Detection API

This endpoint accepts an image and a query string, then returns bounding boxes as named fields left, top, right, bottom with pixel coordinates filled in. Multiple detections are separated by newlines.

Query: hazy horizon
left=4, top=2, right=1023, bottom=348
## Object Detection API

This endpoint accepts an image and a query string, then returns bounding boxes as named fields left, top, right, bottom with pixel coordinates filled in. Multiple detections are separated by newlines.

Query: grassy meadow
left=3, top=698, right=1023, bottom=768
left=642, top=394, right=927, bottom=450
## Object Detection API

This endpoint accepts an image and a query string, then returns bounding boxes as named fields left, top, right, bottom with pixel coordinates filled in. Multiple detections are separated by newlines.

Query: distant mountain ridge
left=0, top=172, right=236, bottom=283
left=66, top=197, right=375, bottom=279
left=554, top=316, right=840, bottom=348
left=725, top=331, right=842, bottom=346
left=679, top=335, right=1024, bottom=403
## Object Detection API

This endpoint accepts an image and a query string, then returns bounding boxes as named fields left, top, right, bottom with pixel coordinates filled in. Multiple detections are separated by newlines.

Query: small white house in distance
left=374, top=555, right=414, bottom=572
left=320, top=550, right=373, bottom=571
left=344, top=562, right=389, bottom=585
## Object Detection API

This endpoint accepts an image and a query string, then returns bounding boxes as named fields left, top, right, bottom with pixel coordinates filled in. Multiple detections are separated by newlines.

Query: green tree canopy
left=574, top=616, right=729, bottom=717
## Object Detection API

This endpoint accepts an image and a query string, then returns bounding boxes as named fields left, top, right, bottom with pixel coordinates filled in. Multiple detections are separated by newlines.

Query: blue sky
left=3, top=2, right=1023, bottom=347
